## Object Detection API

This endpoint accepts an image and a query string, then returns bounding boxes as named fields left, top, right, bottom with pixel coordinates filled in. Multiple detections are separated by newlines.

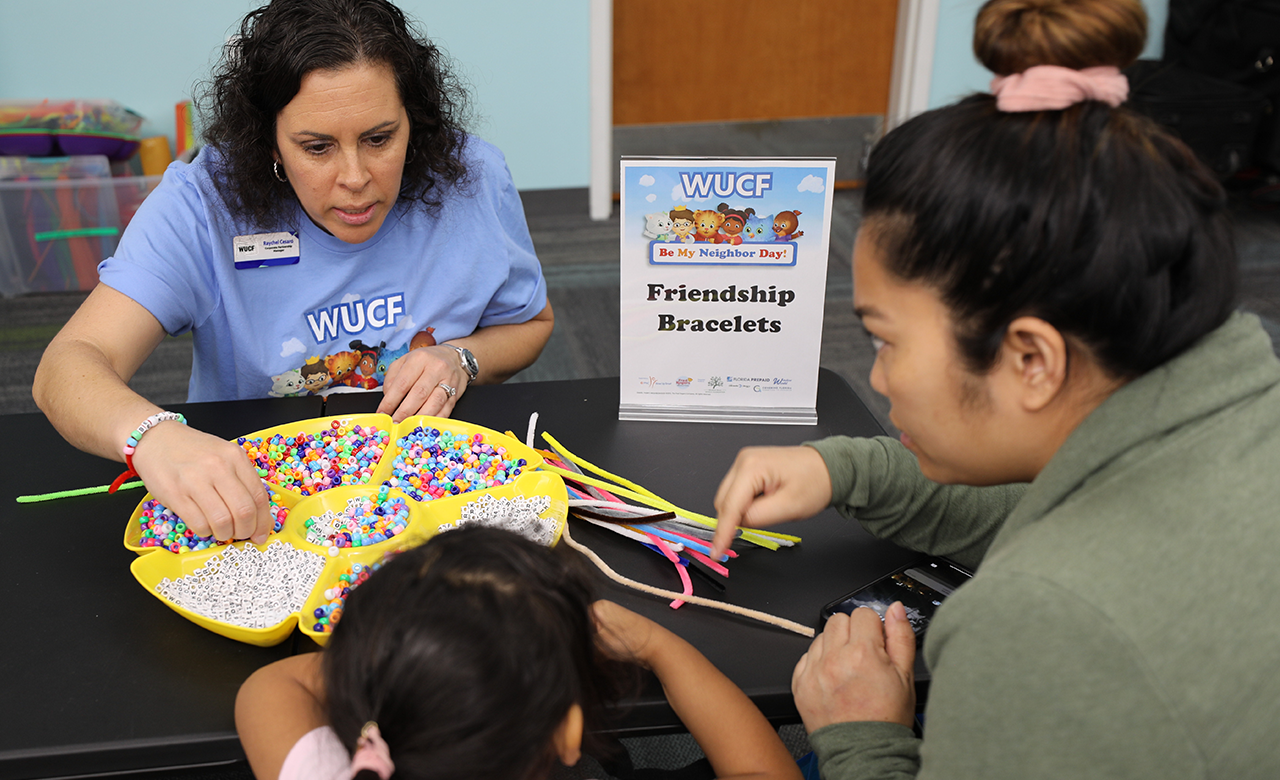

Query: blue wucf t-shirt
left=98, top=138, right=546, bottom=402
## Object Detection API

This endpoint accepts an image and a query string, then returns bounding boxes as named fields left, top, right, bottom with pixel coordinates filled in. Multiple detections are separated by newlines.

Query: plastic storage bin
left=0, top=100, right=144, bottom=159
left=0, top=161, right=162, bottom=296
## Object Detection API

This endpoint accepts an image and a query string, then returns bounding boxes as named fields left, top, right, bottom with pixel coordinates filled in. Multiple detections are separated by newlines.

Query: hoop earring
left=273, top=160, right=287, bottom=183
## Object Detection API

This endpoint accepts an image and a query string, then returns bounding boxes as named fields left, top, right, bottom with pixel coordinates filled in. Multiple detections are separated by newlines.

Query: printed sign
left=619, top=157, right=835, bottom=424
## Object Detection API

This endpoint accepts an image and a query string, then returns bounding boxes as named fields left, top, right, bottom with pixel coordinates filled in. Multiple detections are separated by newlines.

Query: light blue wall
left=0, top=0, right=587, bottom=190
left=929, top=0, right=1169, bottom=108
left=0, top=1, right=1165, bottom=188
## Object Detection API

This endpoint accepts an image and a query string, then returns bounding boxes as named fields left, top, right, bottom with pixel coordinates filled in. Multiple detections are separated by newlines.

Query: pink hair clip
left=350, top=721, right=395, bottom=779
left=990, top=65, right=1129, bottom=112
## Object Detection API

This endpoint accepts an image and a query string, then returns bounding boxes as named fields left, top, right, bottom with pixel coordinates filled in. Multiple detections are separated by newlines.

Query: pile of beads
left=238, top=421, right=390, bottom=495
left=309, top=557, right=390, bottom=634
left=137, top=490, right=290, bottom=553
left=304, top=489, right=411, bottom=552
left=441, top=493, right=556, bottom=546
left=383, top=426, right=528, bottom=502
left=154, top=542, right=325, bottom=629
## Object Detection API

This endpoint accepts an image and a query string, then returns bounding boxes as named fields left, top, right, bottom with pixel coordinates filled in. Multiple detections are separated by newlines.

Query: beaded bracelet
left=123, top=411, right=187, bottom=457
left=109, top=411, right=187, bottom=494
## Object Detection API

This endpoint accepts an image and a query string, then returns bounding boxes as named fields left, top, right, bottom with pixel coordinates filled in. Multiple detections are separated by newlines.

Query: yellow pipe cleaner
left=541, top=432, right=800, bottom=547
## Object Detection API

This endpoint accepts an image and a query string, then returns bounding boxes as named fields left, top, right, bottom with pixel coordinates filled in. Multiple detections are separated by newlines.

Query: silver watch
left=448, top=344, right=478, bottom=384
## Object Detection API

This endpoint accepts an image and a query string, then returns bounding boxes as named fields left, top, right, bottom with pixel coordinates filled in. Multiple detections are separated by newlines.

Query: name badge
left=232, top=231, right=300, bottom=269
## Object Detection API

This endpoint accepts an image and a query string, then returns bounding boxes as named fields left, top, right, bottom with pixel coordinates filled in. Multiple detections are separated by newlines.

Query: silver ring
left=436, top=381, right=456, bottom=398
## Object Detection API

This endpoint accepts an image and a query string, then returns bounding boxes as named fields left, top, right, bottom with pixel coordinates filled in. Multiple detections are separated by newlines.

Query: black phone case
left=818, top=557, right=973, bottom=642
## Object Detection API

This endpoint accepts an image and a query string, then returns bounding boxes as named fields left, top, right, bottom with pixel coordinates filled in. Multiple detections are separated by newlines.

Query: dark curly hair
left=199, top=0, right=470, bottom=227
left=323, top=527, right=633, bottom=780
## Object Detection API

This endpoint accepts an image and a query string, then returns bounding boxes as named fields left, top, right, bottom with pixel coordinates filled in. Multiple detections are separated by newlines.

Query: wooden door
left=613, top=0, right=900, bottom=126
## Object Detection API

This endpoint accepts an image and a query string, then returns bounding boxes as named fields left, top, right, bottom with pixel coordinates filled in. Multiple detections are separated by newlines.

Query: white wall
left=928, top=0, right=1169, bottom=108
left=0, top=0, right=588, bottom=191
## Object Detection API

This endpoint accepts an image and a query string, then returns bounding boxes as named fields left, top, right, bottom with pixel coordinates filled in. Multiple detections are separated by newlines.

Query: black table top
left=1, top=372, right=918, bottom=779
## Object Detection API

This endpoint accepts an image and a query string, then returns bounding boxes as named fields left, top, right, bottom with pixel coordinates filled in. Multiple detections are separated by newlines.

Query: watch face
left=459, top=348, right=478, bottom=379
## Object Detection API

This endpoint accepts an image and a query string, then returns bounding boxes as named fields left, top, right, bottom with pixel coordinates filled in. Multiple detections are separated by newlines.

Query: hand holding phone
left=794, top=601, right=918, bottom=731
left=819, top=558, right=973, bottom=644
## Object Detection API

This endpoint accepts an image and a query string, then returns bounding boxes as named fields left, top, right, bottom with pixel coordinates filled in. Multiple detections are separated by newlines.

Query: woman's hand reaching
left=130, top=420, right=274, bottom=543
left=377, top=344, right=469, bottom=422
left=711, top=445, right=834, bottom=557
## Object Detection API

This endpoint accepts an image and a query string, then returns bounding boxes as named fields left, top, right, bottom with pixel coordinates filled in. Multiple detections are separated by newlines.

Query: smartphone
left=819, top=557, right=973, bottom=644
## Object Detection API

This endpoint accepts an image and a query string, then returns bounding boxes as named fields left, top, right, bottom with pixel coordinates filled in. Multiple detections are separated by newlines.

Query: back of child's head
left=323, top=526, right=621, bottom=780
left=862, top=0, right=1236, bottom=380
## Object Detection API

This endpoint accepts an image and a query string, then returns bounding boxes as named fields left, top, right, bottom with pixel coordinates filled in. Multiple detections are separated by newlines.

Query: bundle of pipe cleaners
left=520, top=413, right=814, bottom=637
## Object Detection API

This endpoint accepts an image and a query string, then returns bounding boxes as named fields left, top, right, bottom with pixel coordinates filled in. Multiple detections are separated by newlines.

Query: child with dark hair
left=236, top=526, right=801, bottom=780
left=711, top=0, right=1280, bottom=777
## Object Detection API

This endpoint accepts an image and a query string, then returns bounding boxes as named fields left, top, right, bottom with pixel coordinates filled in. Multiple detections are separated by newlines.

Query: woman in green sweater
left=711, top=0, right=1280, bottom=777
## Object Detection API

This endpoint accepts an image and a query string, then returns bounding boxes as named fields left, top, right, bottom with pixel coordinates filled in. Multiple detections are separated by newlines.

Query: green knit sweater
left=805, top=312, right=1280, bottom=779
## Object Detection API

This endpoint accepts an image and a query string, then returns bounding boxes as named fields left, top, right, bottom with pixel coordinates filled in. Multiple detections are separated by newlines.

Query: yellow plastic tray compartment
left=129, top=539, right=314, bottom=647
left=123, top=483, right=304, bottom=555
left=238, top=413, right=395, bottom=497
left=377, top=415, right=545, bottom=494
left=298, top=544, right=412, bottom=646
left=283, top=484, right=422, bottom=553
left=415, top=470, right=568, bottom=546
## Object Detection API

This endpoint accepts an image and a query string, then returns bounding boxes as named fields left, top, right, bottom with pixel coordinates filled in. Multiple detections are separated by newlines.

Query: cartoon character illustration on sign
left=715, top=203, right=753, bottom=245
left=344, top=340, right=382, bottom=389
left=374, top=341, right=410, bottom=384
left=267, top=368, right=305, bottom=397
left=409, top=326, right=437, bottom=351
left=693, top=209, right=725, bottom=242
left=743, top=211, right=773, bottom=241
left=324, top=350, right=360, bottom=385
left=669, top=206, right=697, bottom=243
left=299, top=357, right=332, bottom=394
left=773, top=210, right=804, bottom=241
left=642, top=212, right=674, bottom=241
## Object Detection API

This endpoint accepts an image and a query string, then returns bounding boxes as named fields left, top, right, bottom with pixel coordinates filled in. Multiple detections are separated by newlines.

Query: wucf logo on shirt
left=305, top=293, right=406, bottom=342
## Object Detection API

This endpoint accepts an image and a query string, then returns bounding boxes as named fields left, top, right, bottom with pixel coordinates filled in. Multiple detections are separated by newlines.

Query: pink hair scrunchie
left=350, top=722, right=395, bottom=780
left=990, top=65, right=1129, bottom=112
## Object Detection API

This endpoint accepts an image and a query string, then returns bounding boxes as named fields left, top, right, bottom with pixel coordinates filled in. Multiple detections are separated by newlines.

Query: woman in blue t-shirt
left=33, top=0, right=554, bottom=545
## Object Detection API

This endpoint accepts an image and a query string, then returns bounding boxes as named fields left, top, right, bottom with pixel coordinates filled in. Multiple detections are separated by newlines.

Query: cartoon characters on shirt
left=268, top=326, right=437, bottom=397
left=643, top=204, right=802, bottom=243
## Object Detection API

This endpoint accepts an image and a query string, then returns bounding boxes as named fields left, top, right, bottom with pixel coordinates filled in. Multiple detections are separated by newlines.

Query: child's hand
left=592, top=600, right=663, bottom=668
